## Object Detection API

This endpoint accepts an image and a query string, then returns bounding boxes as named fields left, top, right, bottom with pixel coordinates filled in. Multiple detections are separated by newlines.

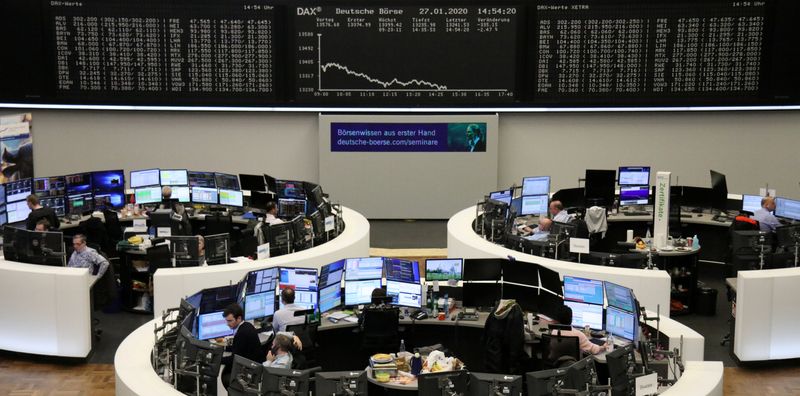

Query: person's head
left=26, top=194, right=40, bottom=210
left=272, top=333, right=292, bottom=354
left=223, top=303, right=244, bottom=329
left=370, top=287, right=388, bottom=305
left=466, top=124, right=482, bottom=142
left=762, top=196, right=776, bottom=211
left=197, top=235, right=205, bottom=255
left=35, top=219, right=50, bottom=232
left=549, top=200, right=564, bottom=217
left=557, top=304, right=573, bottom=326
left=266, top=201, right=278, bottom=215
left=161, top=186, right=172, bottom=200
left=539, top=217, right=553, bottom=232
left=72, top=234, right=88, bottom=252
left=281, top=287, right=295, bottom=305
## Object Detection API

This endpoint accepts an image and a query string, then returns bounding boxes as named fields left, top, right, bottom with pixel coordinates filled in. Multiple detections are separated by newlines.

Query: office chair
left=80, top=216, right=112, bottom=256
left=286, top=318, right=320, bottom=370
left=102, top=209, right=123, bottom=242
left=359, top=306, right=400, bottom=358
left=205, top=213, right=233, bottom=236
left=147, top=244, right=172, bottom=272
left=540, top=331, right=581, bottom=369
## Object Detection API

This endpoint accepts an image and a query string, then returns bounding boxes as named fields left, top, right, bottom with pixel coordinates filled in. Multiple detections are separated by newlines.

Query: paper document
left=328, top=312, right=350, bottom=320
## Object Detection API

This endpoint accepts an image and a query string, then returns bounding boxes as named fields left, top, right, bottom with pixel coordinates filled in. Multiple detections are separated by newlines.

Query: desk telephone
left=457, top=308, right=479, bottom=321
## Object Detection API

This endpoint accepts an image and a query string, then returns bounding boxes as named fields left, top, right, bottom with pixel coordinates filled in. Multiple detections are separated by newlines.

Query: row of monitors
left=744, top=195, right=800, bottom=221
left=518, top=167, right=651, bottom=198
left=133, top=185, right=243, bottom=207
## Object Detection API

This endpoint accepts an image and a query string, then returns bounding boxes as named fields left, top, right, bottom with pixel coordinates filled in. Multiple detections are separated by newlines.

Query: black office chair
left=205, top=213, right=233, bottom=236
left=359, top=306, right=400, bottom=358
left=540, top=331, right=581, bottom=369
left=146, top=244, right=172, bottom=272
left=286, top=317, right=320, bottom=370
left=80, top=216, right=111, bottom=256
left=103, top=209, right=123, bottom=241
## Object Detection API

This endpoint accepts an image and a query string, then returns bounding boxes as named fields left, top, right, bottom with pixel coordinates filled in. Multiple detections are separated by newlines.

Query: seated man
left=265, top=202, right=284, bottom=225
left=549, top=200, right=573, bottom=224
left=553, top=305, right=607, bottom=355
left=272, top=288, right=305, bottom=332
left=68, top=234, right=109, bottom=279
left=263, top=334, right=294, bottom=369
left=34, top=219, right=51, bottom=232
left=521, top=218, right=553, bottom=241
left=751, top=196, right=781, bottom=232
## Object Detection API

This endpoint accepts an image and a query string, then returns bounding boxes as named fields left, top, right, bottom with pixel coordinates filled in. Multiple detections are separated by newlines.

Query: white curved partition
left=153, top=206, right=370, bottom=316
left=0, top=259, right=93, bottom=358
left=448, top=206, right=672, bottom=317
left=660, top=361, right=724, bottom=396
left=643, top=310, right=704, bottom=363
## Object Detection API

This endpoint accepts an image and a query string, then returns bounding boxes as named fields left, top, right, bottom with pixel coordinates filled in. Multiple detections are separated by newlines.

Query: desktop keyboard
left=680, top=214, right=693, bottom=219
left=589, top=338, right=605, bottom=346
left=623, top=211, right=650, bottom=216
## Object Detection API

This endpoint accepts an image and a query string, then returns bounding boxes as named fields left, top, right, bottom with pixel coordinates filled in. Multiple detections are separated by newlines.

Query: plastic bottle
left=399, top=339, right=406, bottom=353
left=692, top=234, right=700, bottom=249
left=645, top=228, right=651, bottom=240
left=411, top=352, right=423, bottom=375
left=607, top=332, right=615, bottom=352
left=443, top=293, right=450, bottom=319
left=432, top=298, right=438, bottom=316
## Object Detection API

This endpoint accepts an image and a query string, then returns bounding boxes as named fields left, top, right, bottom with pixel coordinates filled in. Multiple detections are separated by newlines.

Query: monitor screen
left=680, top=186, right=713, bottom=208
left=130, top=168, right=160, bottom=188
left=775, top=197, right=800, bottom=221
left=93, top=192, right=124, bottom=210
left=345, top=257, right=384, bottom=280
left=244, top=291, right=276, bottom=321
left=219, top=189, right=243, bottom=207
left=66, top=192, right=92, bottom=214
left=91, top=170, right=124, bottom=192
left=605, top=306, right=636, bottom=342
left=276, top=180, right=306, bottom=199
left=344, top=279, right=382, bottom=306
left=65, top=173, right=92, bottom=196
left=585, top=169, right=616, bottom=207
left=191, top=187, right=218, bottom=205
left=425, top=258, right=463, bottom=281
left=245, top=267, right=278, bottom=295
left=319, top=283, right=343, bottom=313
left=197, top=311, right=234, bottom=340
left=618, top=166, right=650, bottom=186
left=463, top=258, right=503, bottom=281
left=741, top=194, right=763, bottom=213
left=619, top=186, right=649, bottom=206
left=318, top=259, right=345, bottom=289
left=278, top=198, right=307, bottom=218
left=279, top=267, right=318, bottom=291
left=278, top=289, right=318, bottom=311
left=239, top=174, right=266, bottom=192
left=40, top=196, right=66, bottom=216
left=188, top=171, right=216, bottom=188
left=563, top=276, right=604, bottom=305
left=489, top=189, right=512, bottom=205
left=7, top=200, right=32, bottom=223
left=171, top=186, right=191, bottom=203
left=214, top=172, right=240, bottom=191
left=160, top=169, right=189, bottom=186
left=5, top=178, right=32, bottom=203
left=710, top=170, right=728, bottom=210
left=386, top=280, right=422, bottom=308
left=384, top=258, right=420, bottom=283
left=135, top=186, right=162, bottom=205
left=565, top=301, right=604, bottom=330
left=520, top=194, right=549, bottom=216
left=34, top=176, right=65, bottom=197
left=522, top=176, right=551, bottom=197
left=604, top=281, right=636, bottom=313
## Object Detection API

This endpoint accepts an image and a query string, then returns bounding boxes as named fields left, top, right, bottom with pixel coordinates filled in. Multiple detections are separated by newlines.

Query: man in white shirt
left=751, top=196, right=781, bottom=232
left=550, top=200, right=573, bottom=224
left=272, top=288, right=305, bottom=332
left=522, top=218, right=553, bottom=241
left=265, top=201, right=284, bottom=225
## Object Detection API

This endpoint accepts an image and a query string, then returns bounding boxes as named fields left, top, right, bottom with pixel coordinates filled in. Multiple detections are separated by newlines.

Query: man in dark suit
left=220, top=303, right=263, bottom=390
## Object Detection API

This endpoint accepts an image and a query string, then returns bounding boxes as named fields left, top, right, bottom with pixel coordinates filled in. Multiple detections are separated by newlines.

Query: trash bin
left=695, top=287, right=718, bottom=316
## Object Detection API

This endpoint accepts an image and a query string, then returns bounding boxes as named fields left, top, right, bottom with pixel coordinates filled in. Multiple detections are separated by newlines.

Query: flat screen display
left=91, top=170, right=124, bottom=191
left=384, top=258, right=420, bottom=283
left=522, top=176, right=550, bottom=197
left=425, top=258, right=463, bottom=281
left=160, top=169, right=189, bottom=186
left=605, top=306, right=636, bottom=342
left=319, top=283, right=342, bottom=313
left=134, top=186, right=162, bottom=205
left=386, top=280, right=422, bottom=308
left=245, top=268, right=277, bottom=295
left=318, top=260, right=345, bottom=289
left=742, top=194, right=763, bottom=213
left=130, top=169, right=160, bottom=188
left=34, top=176, right=65, bottom=198
left=565, top=301, right=604, bottom=330
left=620, top=186, right=649, bottom=206
left=214, top=173, right=240, bottom=191
left=278, top=289, right=318, bottom=311
left=344, top=279, right=382, bottom=306
left=5, top=178, right=32, bottom=203
left=279, top=267, right=318, bottom=291
left=65, top=173, right=92, bottom=196
left=219, top=189, right=243, bottom=207
left=197, top=311, right=234, bottom=340
left=489, top=189, right=512, bottom=205
left=520, top=194, right=549, bottom=216
left=618, top=166, right=650, bottom=186
left=563, top=276, right=604, bottom=305
left=604, top=281, right=636, bottom=313
left=188, top=171, right=216, bottom=188
left=171, top=186, right=191, bottom=203
left=244, top=291, right=276, bottom=321
left=191, top=187, right=218, bottom=205
left=775, top=197, right=800, bottom=221
left=344, top=257, right=384, bottom=280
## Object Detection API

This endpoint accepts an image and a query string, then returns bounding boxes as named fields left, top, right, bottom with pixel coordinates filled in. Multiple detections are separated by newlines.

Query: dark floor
left=369, top=219, right=448, bottom=248
left=89, top=309, right=152, bottom=364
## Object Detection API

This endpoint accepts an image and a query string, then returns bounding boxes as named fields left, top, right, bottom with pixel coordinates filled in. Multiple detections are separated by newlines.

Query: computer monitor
left=198, top=284, right=238, bottom=314
left=219, top=189, right=243, bottom=207
left=606, top=343, right=637, bottom=396
left=680, top=186, right=712, bottom=209
left=171, top=186, right=191, bottom=203
left=584, top=169, right=616, bottom=207
left=306, top=183, right=325, bottom=207
left=91, top=169, right=124, bottom=191
left=248, top=191, right=271, bottom=211
left=488, top=189, right=512, bottom=205
left=268, top=222, right=293, bottom=256
left=214, top=172, right=240, bottom=191
left=318, top=283, right=343, bottom=314
left=563, top=276, right=604, bottom=305
left=239, top=174, right=266, bottom=192
left=522, top=176, right=551, bottom=197
left=262, top=367, right=314, bottom=395
left=710, top=170, right=728, bottom=211
left=279, top=267, right=318, bottom=291
left=34, top=176, right=65, bottom=197
left=618, top=166, right=650, bottom=186
left=191, top=187, right=218, bottom=205
left=11, top=229, right=66, bottom=266
left=527, top=367, right=569, bottom=396
left=742, top=194, right=764, bottom=213
left=63, top=173, right=92, bottom=196
left=619, top=186, right=649, bottom=206
left=463, top=282, right=501, bottom=310
left=278, top=288, right=318, bottom=311
left=418, top=370, right=469, bottom=396
left=244, top=267, right=278, bottom=295
left=134, top=186, right=162, bottom=205
left=501, top=259, right=539, bottom=287
left=130, top=168, right=160, bottom=188
left=565, top=301, right=604, bottom=330
left=463, top=258, right=502, bottom=281
left=425, top=258, right=463, bottom=282
left=344, top=257, right=384, bottom=280
left=168, top=236, right=201, bottom=267
left=386, top=280, right=422, bottom=308
left=244, top=291, right=276, bottom=320
left=502, top=283, right=538, bottom=312
left=552, top=187, right=585, bottom=209
left=604, top=281, right=636, bottom=313
left=263, top=174, right=278, bottom=193
left=278, top=198, right=306, bottom=218
left=65, top=192, right=92, bottom=215
left=520, top=194, right=549, bottom=216
left=159, top=169, right=188, bottom=186
left=605, top=306, right=637, bottom=342
left=467, top=372, right=522, bottom=396
left=276, top=180, right=306, bottom=199
left=188, top=171, right=216, bottom=188
left=6, top=200, right=31, bottom=223
left=93, top=191, right=125, bottom=210
left=205, top=233, right=230, bottom=265
left=40, top=196, right=66, bottom=217
left=318, top=259, right=345, bottom=289
left=344, top=279, right=382, bottom=306
left=5, top=178, right=32, bottom=203
left=315, top=371, right=367, bottom=396
left=775, top=197, right=800, bottom=221
left=384, top=258, right=420, bottom=283
left=196, top=311, right=234, bottom=340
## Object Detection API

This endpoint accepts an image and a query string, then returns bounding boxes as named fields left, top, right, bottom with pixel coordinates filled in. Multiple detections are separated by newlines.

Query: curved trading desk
left=448, top=206, right=673, bottom=317
left=152, top=206, right=370, bottom=316
left=115, top=309, right=710, bottom=395
left=0, top=259, right=93, bottom=358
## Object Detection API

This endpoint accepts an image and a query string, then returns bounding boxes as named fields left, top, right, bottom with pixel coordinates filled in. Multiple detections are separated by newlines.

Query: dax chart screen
left=293, top=5, right=519, bottom=104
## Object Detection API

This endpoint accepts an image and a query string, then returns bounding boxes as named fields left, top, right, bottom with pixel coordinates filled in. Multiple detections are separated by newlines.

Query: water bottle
left=443, top=293, right=450, bottom=319
left=411, top=353, right=423, bottom=376
left=692, top=234, right=700, bottom=249
left=399, top=339, right=406, bottom=353
left=607, top=333, right=615, bottom=352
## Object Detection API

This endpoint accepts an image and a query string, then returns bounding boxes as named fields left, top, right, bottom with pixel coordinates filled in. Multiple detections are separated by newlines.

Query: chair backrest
left=360, top=307, right=400, bottom=353
left=147, top=244, right=172, bottom=270
left=206, top=214, right=233, bottom=236
left=102, top=209, right=123, bottom=240
left=541, top=332, right=581, bottom=368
